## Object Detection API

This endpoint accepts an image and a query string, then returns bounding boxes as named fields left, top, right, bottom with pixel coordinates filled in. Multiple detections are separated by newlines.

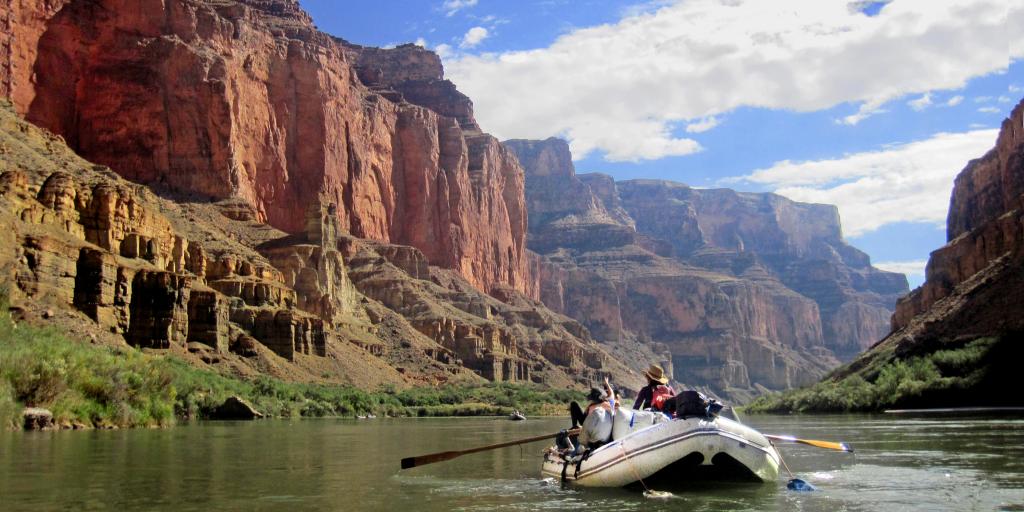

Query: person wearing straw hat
left=633, top=364, right=675, bottom=411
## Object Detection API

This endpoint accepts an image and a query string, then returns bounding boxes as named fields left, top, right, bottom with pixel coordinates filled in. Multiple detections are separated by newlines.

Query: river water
left=1, top=414, right=1022, bottom=511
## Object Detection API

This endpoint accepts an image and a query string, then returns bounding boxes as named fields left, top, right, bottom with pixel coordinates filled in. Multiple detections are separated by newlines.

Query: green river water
left=1, top=414, right=1022, bottom=511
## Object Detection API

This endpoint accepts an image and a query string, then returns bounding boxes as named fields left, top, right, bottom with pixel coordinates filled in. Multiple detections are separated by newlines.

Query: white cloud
left=974, top=95, right=994, bottom=103
left=445, top=0, right=1021, bottom=161
left=460, top=26, right=489, bottom=49
left=442, top=0, right=478, bottom=17
left=840, top=99, right=888, bottom=125
left=945, top=95, right=964, bottom=107
left=414, top=37, right=428, bottom=48
left=1011, top=85, right=1023, bottom=93
left=969, top=123, right=990, bottom=129
left=736, top=129, right=999, bottom=236
left=908, top=93, right=933, bottom=111
left=978, top=106, right=1001, bottom=113
left=998, top=95, right=1012, bottom=103
left=874, top=259, right=928, bottom=280
left=684, top=116, right=721, bottom=133
left=434, top=43, right=454, bottom=59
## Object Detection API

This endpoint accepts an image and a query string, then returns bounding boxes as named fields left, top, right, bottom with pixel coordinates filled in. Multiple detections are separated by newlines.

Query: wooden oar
left=765, top=434, right=853, bottom=453
left=401, top=427, right=580, bottom=469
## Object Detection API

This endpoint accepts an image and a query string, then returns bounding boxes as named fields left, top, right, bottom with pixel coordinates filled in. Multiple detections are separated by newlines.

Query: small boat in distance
left=509, top=410, right=527, bottom=421
left=542, top=412, right=780, bottom=487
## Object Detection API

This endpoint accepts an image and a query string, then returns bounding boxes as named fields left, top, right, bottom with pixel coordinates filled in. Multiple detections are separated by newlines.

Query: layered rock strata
left=507, top=138, right=907, bottom=401
left=2, top=0, right=530, bottom=297
left=0, top=101, right=633, bottom=390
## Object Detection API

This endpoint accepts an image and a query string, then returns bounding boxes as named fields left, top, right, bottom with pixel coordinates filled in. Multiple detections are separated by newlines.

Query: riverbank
left=0, top=302, right=581, bottom=430
left=745, top=334, right=1019, bottom=413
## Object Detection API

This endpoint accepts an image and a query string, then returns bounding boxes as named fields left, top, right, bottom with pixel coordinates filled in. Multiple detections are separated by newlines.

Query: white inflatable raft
left=542, top=411, right=780, bottom=487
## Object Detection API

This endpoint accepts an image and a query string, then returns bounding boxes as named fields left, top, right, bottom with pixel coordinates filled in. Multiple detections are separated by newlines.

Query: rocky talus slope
left=507, top=138, right=907, bottom=401
left=0, top=0, right=637, bottom=390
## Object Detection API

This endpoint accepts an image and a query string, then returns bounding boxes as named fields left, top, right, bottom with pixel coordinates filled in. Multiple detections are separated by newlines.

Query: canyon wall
left=811, top=98, right=1024, bottom=408
left=0, top=101, right=630, bottom=389
left=892, top=99, right=1024, bottom=330
left=507, top=138, right=907, bottom=400
left=1, top=0, right=531, bottom=297
left=0, top=0, right=639, bottom=390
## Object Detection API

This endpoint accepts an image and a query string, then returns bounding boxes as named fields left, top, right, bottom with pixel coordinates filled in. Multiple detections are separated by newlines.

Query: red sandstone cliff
left=2, top=0, right=531, bottom=298
left=0, top=100, right=633, bottom=390
left=507, top=138, right=907, bottom=400
left=0, top=0, right=641, bottom=390
left=809, top=98, right=1024, bottom=408
left=893, top=99, right=1024, bottom=329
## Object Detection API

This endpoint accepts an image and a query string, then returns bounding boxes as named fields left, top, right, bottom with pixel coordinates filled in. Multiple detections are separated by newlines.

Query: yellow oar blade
left=765, top=434, right=854, bottom=453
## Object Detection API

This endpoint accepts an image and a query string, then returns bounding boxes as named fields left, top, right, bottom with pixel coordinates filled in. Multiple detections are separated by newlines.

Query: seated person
left=633, top=364, right=675, bottom=412
left=560, top=378, right=615, bottom=453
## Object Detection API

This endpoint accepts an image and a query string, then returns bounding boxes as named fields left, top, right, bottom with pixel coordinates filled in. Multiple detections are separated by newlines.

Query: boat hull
left=542, top=416, right=780, bottom=487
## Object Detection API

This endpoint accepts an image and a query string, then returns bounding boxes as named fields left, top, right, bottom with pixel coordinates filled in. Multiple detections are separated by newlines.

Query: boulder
left=211, top=397, right=264, bottom=420
left=22, top=408, right=54, bottom=430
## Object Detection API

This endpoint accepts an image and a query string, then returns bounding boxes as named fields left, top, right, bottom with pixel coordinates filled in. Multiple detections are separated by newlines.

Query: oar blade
left=401, top=451, right=461, bottom=469
left=803, top=439, right=853, bottom=453
left=765, top=434, right=853, bottom=453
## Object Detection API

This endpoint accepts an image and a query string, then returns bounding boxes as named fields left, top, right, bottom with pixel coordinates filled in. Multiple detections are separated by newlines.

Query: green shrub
left=0, top=292, right=583, bottom=428
left=745, top=336, right=1007, bottom=413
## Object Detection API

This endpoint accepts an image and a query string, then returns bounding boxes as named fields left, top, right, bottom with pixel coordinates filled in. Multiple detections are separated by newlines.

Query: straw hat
left=644, top=364, right=669, bottom=384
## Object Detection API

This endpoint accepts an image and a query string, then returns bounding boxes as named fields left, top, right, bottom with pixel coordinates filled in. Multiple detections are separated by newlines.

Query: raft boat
left=542, top=412, right=780, bottom=487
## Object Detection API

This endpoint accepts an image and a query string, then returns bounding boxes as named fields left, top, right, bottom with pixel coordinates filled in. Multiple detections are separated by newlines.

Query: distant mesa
left=507, top=137, right=908, bottom=401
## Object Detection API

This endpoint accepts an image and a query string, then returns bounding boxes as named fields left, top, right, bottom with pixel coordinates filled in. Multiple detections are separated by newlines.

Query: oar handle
left=460, top=428, right=580, bottom=456
left=401, top=427, right=581, bottom=469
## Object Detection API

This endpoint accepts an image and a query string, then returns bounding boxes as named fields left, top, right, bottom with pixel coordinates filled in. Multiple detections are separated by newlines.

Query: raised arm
left=632, top=388, right=647, bottom=410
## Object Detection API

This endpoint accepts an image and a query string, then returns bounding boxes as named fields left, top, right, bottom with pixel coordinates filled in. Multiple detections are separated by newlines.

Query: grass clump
left=0, top=309, right=176, bottom=428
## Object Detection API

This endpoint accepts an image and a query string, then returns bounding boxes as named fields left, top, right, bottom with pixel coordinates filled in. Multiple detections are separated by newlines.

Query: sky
left=302, top=0, right=1023, bottom=287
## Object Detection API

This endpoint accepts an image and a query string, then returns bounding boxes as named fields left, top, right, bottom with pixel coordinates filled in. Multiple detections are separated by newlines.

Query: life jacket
left=651, top=385, right=675, bottom=411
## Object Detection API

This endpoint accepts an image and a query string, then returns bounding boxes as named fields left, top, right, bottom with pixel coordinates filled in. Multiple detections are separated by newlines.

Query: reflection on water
left=1, top=415, right=1022, bottom=511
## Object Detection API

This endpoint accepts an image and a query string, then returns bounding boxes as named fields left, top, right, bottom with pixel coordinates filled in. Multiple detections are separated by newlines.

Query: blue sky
left=303, top=0, right=1022, bottom=287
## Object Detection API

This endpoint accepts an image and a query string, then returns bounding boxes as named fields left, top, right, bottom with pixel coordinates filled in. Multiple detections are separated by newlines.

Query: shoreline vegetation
left=745, top=334, right=1018, bottom=414
left=0, top=297, right=581, bottom=430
